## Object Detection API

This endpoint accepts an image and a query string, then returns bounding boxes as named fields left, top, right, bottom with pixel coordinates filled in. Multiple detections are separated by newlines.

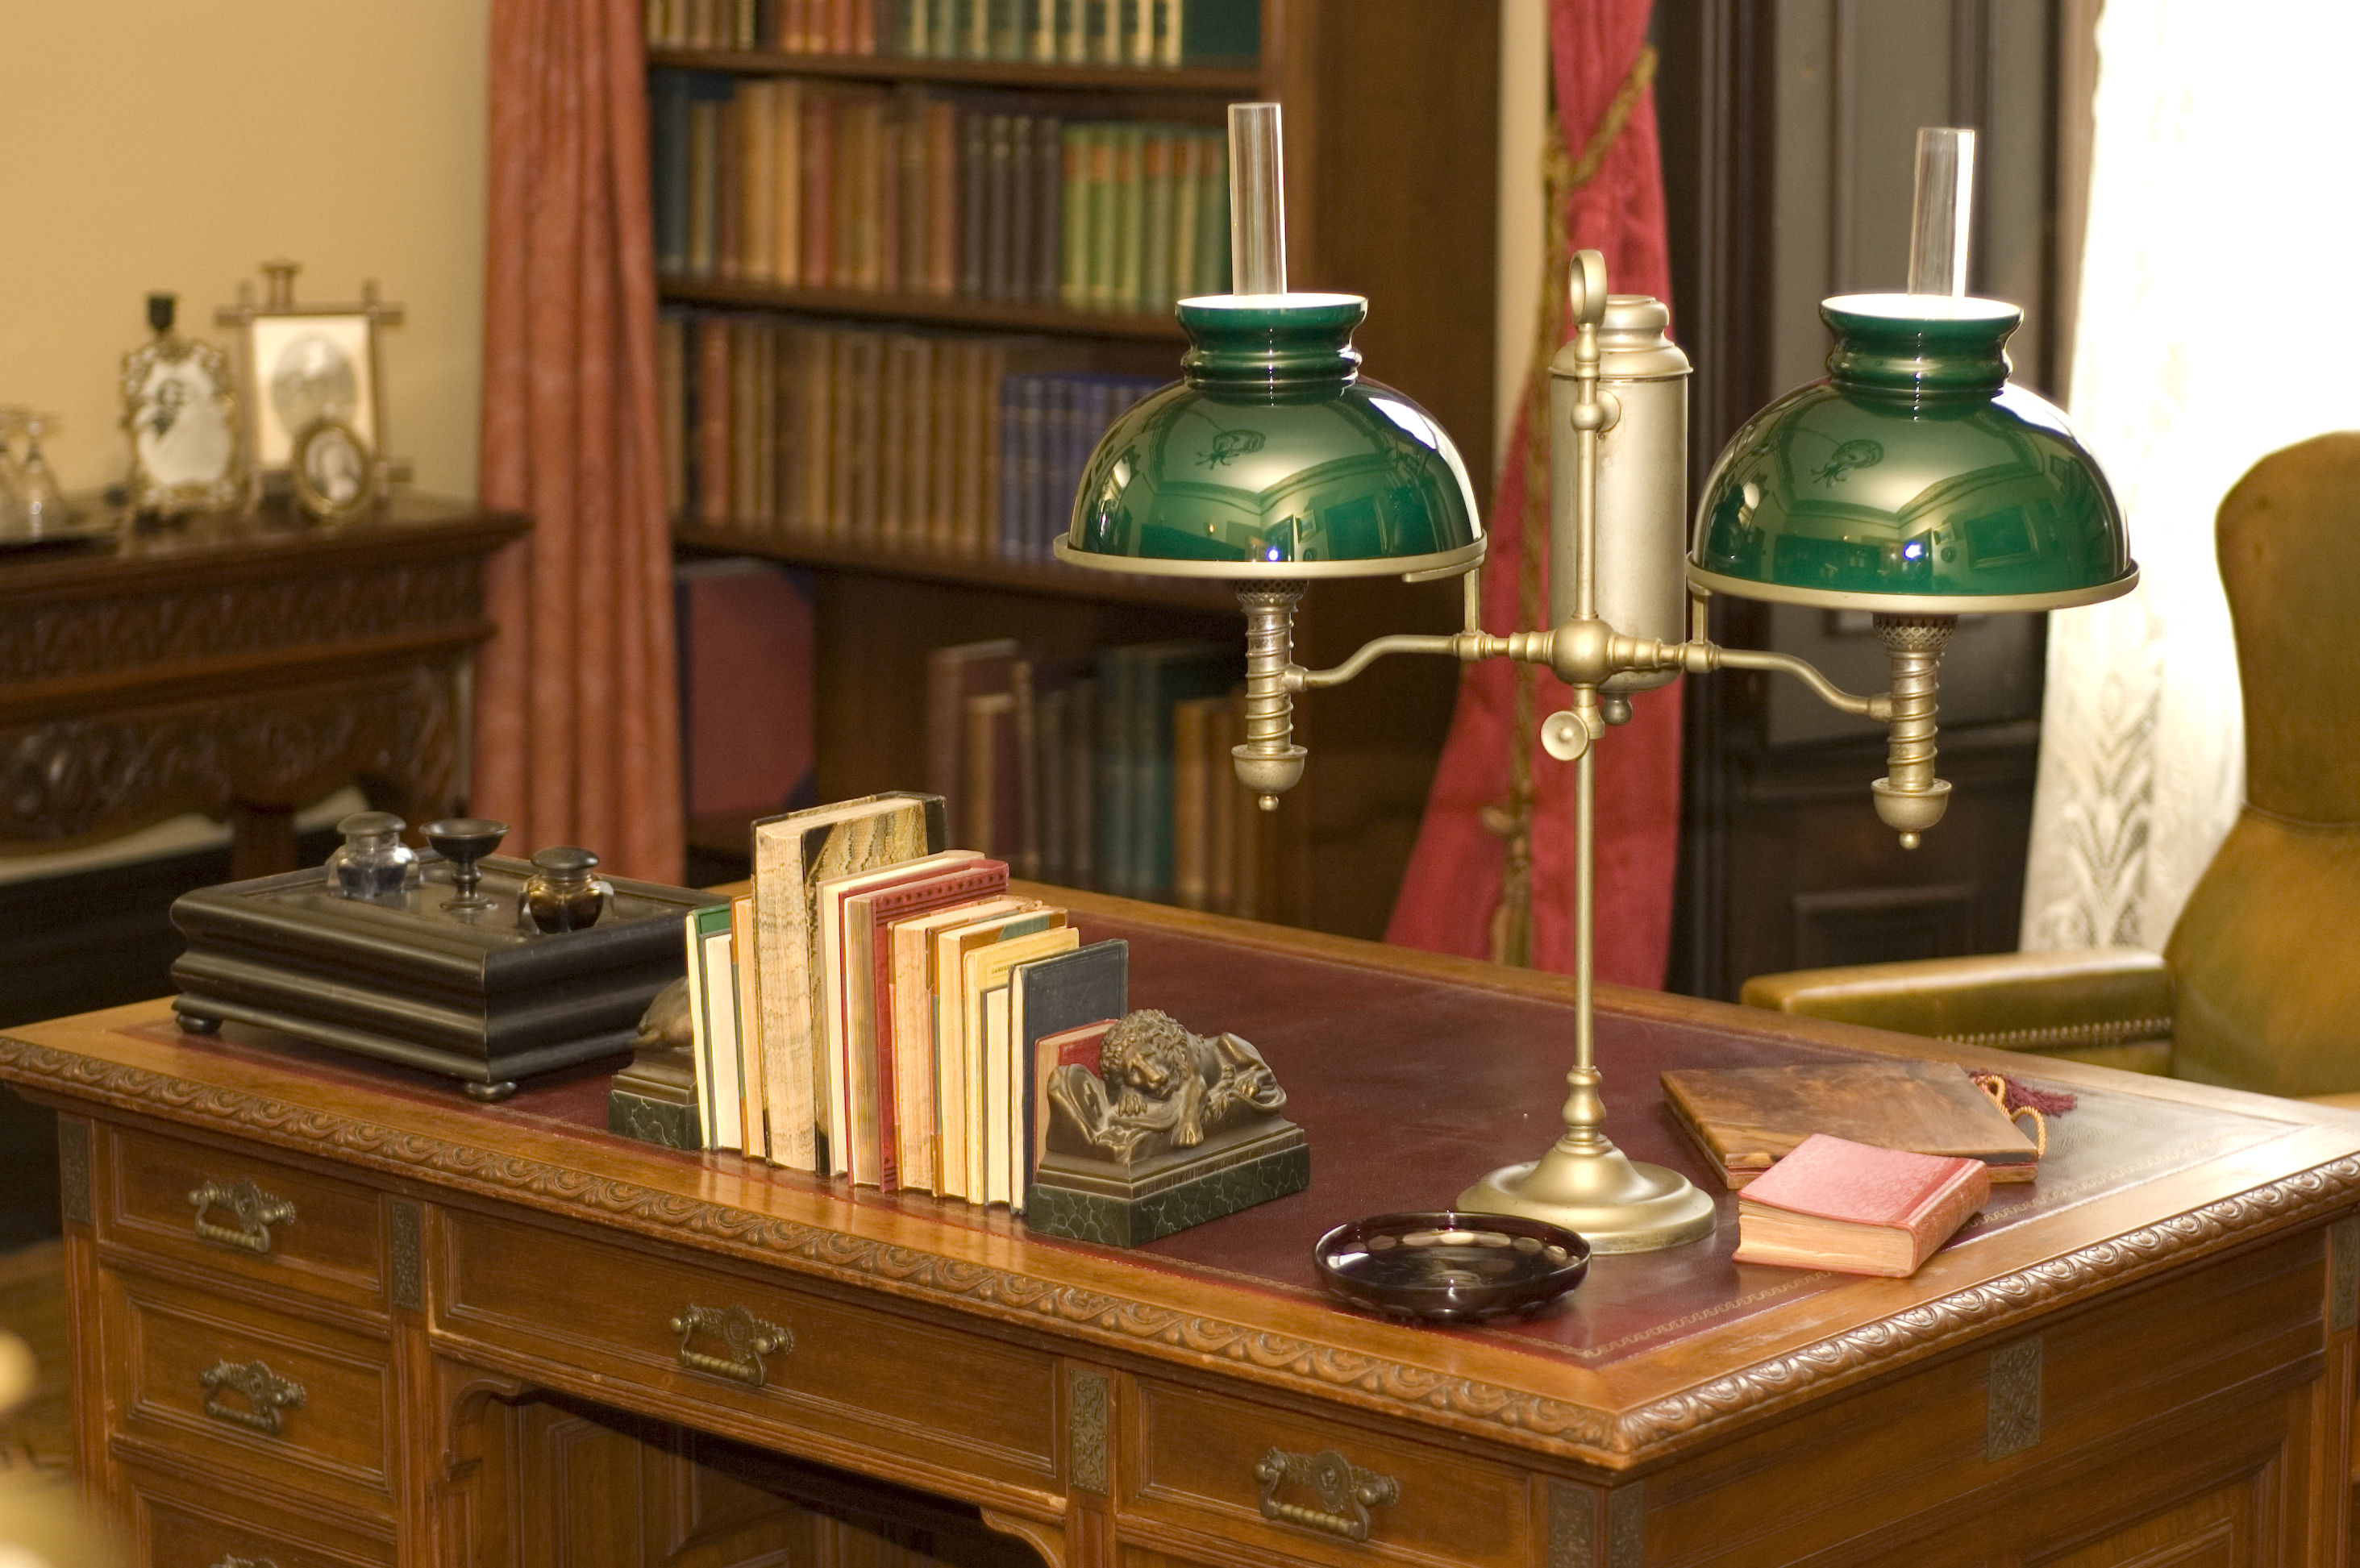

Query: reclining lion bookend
left=1030, top=1009, right=1309, bottom=1247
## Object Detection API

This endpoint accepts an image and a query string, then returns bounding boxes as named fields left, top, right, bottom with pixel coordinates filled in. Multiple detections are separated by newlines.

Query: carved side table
left=0, top=497, right=528, bottom=877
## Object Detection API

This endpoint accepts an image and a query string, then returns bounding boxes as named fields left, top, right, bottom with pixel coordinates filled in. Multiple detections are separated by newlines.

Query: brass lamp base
left=1457, top=1140, right=1717, bottom=1254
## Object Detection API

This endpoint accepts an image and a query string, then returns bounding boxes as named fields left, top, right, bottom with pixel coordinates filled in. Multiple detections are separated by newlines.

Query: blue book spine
left=1097, top=644, right=1133, bottom=896
left=997, top=372, right=1028, bottom=560
left=1021, top=374, right=1050, bottom=559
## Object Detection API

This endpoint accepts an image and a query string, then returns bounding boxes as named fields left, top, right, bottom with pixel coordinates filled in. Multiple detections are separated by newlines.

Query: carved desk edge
left=10, top=1025, right=2360, bottom=1474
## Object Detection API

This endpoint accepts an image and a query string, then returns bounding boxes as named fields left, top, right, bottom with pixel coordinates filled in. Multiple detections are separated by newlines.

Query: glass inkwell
left=325, top=811, right=416, bottom=901
left=519, top=846, right=611, bottom=933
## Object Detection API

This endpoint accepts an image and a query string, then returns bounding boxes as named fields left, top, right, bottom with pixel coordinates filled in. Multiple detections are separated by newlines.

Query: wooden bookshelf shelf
left=647, top=47, right=1263, bottom=95
left=660, top=277, right=1188, bottom=342
left=672, top=522, right=1241, bottom=612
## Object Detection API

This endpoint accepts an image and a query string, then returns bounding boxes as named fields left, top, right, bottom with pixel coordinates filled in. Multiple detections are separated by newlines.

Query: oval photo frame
left=289, top=417, right=377, bottom=523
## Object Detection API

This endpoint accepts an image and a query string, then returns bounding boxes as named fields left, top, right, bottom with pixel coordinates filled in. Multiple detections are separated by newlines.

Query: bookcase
left=648, top=0, right=1502, bottom=942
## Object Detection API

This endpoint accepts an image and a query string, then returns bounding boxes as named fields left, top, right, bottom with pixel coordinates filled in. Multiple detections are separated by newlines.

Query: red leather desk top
left=131, top=907, right=2294, bottom=1372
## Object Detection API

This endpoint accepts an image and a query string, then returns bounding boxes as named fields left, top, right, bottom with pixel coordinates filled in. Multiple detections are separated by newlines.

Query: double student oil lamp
left=1055, top=112, right=2137, bottom=1252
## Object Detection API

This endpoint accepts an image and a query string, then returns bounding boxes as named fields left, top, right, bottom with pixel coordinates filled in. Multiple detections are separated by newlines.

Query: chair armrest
left=1741, top=948, right=2175, bottom=1064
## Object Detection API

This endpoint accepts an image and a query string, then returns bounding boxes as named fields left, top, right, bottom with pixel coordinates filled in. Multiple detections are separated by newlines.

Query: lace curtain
left=2021, top=0, right=2360, bottom=950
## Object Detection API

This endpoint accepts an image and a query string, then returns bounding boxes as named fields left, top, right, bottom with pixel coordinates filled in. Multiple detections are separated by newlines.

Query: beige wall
left=0, top=1, right=490, bottom=501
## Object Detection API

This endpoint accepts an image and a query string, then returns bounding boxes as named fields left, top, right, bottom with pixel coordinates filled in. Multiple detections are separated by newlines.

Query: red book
left=695, top=317, right=730, bottom=525
left=675, top=559, right=814, bottom=818
left=860, top=859, right=1012, bottom=1188
left=1731, top=1133, right=1991, bottom=1279
left=801, top=93, right=835, bottom=288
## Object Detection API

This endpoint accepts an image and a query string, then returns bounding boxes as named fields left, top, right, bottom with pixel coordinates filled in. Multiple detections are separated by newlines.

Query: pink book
left=1731, top=1133, right=1991, bottom=1279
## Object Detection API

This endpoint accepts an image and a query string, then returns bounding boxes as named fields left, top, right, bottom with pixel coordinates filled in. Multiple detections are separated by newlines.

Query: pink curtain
left=1385, top=0, right=1679, bottom=986
left=476, top=0, right=683, bottom=882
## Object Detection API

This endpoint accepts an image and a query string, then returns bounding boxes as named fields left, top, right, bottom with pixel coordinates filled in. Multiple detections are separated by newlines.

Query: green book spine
left=1113, top=124, right=1145, bottom=314
left=1141, top=127, right=1175, bottom=311
left=1167, top=130, right=1200, bottom=302
left=1195, top=127, right=1230, bottom=294
left=1086, top=126, right=1117, bottom=312
left=1059, top=127, right=1089, bottom=310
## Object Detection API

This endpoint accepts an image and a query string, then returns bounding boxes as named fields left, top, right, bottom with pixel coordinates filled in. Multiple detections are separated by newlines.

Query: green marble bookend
left=608, top=977, right=702, bottom=1151
left=1025, top=1009, right=1309, bottom=1247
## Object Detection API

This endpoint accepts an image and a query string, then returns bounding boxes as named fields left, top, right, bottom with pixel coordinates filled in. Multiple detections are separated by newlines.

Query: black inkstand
left=169, top=813, right=721, bottom=1101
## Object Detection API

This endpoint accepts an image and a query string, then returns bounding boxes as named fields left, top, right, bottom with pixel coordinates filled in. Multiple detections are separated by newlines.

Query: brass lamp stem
left=1234, top=584, right=1309, bottom=811
left=1869, top=613, right=1955, bottom=848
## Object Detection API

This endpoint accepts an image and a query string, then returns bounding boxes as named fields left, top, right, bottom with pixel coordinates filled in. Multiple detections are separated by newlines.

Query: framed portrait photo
left=244, top=311, right=381, bottom=473
left=121, top=336, right=244, bottom=516
left=290, top=418, right=377, bottom=522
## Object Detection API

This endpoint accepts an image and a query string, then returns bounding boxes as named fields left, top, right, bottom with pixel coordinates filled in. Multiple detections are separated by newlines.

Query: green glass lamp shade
left=1053, top=293, right=1485, bottom=579
left=1689, top=295, right=2137, bottom=611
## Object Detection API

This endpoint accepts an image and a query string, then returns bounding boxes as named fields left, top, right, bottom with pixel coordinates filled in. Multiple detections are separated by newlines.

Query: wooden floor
left=0, top=1238, right=70, bottom=1470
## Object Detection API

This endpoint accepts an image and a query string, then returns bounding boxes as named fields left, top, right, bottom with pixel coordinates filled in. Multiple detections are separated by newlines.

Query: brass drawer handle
left=198, top=1358, right=307, bottom=1435
left=1254, top=1446, right=1400, bottom=1543
left=189, top=1178, right=296, bottom=1254
left=668, top=1304, right=792, bottom=1387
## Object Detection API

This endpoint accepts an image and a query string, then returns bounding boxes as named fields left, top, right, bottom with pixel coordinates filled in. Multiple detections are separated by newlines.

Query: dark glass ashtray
left=1313, top=1211, right=1591, bottom=1324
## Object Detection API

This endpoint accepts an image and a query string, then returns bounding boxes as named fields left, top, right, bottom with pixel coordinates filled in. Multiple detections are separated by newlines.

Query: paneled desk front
left=6, top=891, right=2359, bottom=1568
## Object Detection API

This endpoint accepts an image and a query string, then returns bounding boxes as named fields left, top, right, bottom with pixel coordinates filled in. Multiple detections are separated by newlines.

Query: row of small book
left=653, top=72, right=1234, bottom=315
left=647, top=0, right=1259, bottom=69
left=684, top=790, right=1133, bottom=1212
left=658, top=309, right=1160, bottom=560
left=927, top=637, right=1268, bottom=913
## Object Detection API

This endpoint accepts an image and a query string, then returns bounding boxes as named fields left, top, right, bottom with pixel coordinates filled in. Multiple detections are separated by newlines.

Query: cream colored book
left=814, top=850, right=980, bottom=1184
left=930, top=906, right=1066, bottom=1200
left=889, top=896, right=1026, bottom=1192
left=751, top=793, right=940, bottom=1173
left=959, top=924, right=1079, bottom=1203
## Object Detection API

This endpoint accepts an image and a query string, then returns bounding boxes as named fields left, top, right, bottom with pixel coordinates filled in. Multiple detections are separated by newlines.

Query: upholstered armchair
left=1742, top=432, right=2360, bottom=1102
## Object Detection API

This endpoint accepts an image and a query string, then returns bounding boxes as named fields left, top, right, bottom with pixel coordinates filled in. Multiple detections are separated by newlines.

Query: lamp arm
left=1691, top=646, right=1890, bottom=720
left=1276, top=614, right=1892, bottom=719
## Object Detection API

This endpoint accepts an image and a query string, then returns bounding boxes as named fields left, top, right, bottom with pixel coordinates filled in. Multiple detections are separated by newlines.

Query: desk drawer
left=117, top=1454, right=394, bottom=1568
left=102, top=1124, right=387, bottom=1316
left=435, top=1209, right=1059, bottom=1494
left=105, top=1266, right=393, bottom=1506
left=1123, top=1377, right=1530, bottom=1568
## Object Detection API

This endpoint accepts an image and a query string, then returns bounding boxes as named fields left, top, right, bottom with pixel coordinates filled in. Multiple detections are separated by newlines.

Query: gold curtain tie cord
left=1551, top=44, right=1659, bottom=198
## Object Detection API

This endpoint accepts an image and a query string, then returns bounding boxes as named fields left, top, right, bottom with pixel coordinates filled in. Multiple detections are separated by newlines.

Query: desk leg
left=229, top=801, right=300, bottom=880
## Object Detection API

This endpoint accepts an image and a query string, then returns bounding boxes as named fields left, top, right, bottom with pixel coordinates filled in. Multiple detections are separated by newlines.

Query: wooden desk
left=0, top=497, right=528, bottom=877
left=6, top=892, right=2360, bottom=1568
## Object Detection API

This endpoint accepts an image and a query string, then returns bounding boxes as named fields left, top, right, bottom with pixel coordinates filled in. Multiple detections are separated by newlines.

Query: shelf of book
left=660, top=277, right=1186, bottom=342
left=649, top=0, right=1503, bottom=944
left=673, top=521, right=1238, bottom=611
left=647, top=48, right=1263, bottom=95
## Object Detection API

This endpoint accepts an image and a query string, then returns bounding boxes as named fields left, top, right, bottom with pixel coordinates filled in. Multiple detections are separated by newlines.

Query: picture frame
left=119, top=335, right=244, bottom=517
left=290, top=418, right=378, bottom=523
left=216, top=263, right=401, bottom=502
